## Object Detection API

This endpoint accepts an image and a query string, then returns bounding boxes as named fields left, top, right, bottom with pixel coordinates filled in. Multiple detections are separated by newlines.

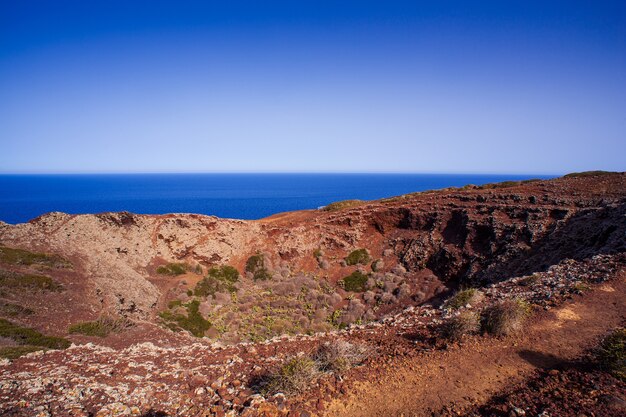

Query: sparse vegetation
left=159, top=299, right=211, bottom=337
left=321, top=199, right=365, bottom=212
left=596, top=327, right=625, bottom=381
left=342, top=271, right=369, bottom=292
left=0, top=269, right=63, bottom=292
left=481, top=299, right=531, bottom=336
left=0, top=246, right=71, bottom=268
left=518, top=274, right=540, bottom=287
left=156, top=262, right=188, bottom=276
left=345, top=249, right=371, bottom=266
left=442, top=311, right=481, bottom=342
left=262, top=356, right=319, bottom=395
left=68, top=316, right=133, bottom=337
left=0, top=345, right=43, bottom=360
left=0, top=319, right=70, bottom=351
left=245, top=254, right=272, bottom=281
left=445, top=288, right=484, bottom=310
left=194, top=265, right=240, bottom=297
left=315, top=340, right=370, bottom=373
left=0, top=301, right=34, bottom=317
left=564, top=170, right=615, bottom=178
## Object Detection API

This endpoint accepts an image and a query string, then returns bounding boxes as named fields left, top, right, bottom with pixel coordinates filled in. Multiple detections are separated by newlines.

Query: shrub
left=563, top=170, right=614, bottom=178
left=0, top=319, right=70, bottom=350
left=0, top=269, right=63, bottom=292
left=322, top=200, right=364, bottom=212
left=0, top=246, right=71, bottom=268
left=0, top=345, right=43, bottom=360
left=68, top=316, right=133, bottom=337
left=194, top=265, right=240, bottom=297
left=371, top=259, right=384, bottom=272
left=159, top=299, right=211, bottom=337
left=342, top=271, right=369, bottom=292
left=245, top=254, right=272, bottom=281
left=445, top=289, right=484, bottom=310
left=0, top=301, right=34, bottom=317
left=345, top=249, right=371, bottom=266
left=156, top=263, right=188, bottom=276
left=315, top=340, right=370, bottom=373
left=518, top=274, right=540, bottom=287
left=597, top=328, right=625, bottom=381
left=262, top=356, right=319, bottom=395
left=481, top=299, right=531, bottom=336
left=442, top=311, right=481, bottom=342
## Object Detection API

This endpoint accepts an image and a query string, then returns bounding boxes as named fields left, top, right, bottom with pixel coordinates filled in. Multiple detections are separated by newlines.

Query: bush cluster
left=0, top=269, right=63, bottom=292
left=345, top=249, right=371, bottom=266
left=194, top=265, right=240, bottom=297
left=68, top=316, right=133, bottom=337
left=159, top=299, right=211, bottom=337
left=0, top=318, right=70, bottom=359
left=0, top=246, right=71, bottom=268
left=262, top=340, right=371, bottom=395
left=321, top=200, right=364, bottom=212
left=342, top=271, right=369, bottom=292
left=246, top=254, right=272, bottom=281
left=156, top=263, right=188, bottom=276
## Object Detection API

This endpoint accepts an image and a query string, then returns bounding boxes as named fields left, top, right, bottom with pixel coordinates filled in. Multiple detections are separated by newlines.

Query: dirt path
left=324, top=276, right=626, bottom=417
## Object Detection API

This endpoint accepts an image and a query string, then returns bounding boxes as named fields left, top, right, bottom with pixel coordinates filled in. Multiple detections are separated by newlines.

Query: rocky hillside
left=0, top=172, right=624, bottom=416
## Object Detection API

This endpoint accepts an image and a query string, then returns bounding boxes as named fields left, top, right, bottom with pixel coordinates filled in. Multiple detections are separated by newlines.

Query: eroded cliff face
left=0, top=173, right=624, bottom=340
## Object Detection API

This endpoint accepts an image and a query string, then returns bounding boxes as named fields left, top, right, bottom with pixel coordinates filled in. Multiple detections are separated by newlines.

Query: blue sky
left=1, top=1, right=625, bottom=174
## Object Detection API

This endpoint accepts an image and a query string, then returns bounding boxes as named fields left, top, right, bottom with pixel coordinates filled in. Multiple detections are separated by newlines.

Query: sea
left=0, top=173, right=555, bottom=224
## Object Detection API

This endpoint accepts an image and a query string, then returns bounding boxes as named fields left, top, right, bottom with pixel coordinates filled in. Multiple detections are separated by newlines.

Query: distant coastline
left=0, top=173, right=555, bottom=224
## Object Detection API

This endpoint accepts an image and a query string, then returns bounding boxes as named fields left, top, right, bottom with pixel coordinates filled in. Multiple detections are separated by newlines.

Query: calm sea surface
left=0, top=174, right=554, bottom=224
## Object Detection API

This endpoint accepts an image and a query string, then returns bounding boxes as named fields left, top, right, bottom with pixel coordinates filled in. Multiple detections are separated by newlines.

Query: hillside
left=0, top=172, right=624, bottom=416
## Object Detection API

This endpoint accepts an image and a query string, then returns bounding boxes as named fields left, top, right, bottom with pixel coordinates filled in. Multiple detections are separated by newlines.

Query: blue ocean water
left=0, top=173, right=554, bottom=224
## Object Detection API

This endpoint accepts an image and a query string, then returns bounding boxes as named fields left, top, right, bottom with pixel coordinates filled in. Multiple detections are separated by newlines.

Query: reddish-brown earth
left=0, top=172, right=624, bottom=416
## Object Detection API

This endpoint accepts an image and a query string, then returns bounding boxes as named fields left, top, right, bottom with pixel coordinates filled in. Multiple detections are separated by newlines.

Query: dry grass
left=315, top=339, right=371, bottom=373
left=481, top=299, right=531, bottom=336
left=262, top=356, right=319, bottom=395
left=445, top=288, right=484, bottom=310
left=597, top=327, right=625, bottom=381
left=442, top=311, right=481, bottom=342
left=68, top=316, right=134, bottom=337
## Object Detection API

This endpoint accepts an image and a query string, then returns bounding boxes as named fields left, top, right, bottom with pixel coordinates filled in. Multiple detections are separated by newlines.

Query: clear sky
left=1, top=1, right=624, bottom=174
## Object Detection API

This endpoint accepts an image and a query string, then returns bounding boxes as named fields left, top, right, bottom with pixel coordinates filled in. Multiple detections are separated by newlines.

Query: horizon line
left=0, top=170, right=566, bottom=176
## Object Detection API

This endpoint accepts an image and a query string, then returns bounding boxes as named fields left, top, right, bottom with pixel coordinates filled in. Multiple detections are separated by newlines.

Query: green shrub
left=0, top=345, right=43, bottom=360
left=563, top=170, right=615, bottom=178
left=0, top=301, right=34, bottom=317
left=481, top=299, right=531, bottom=336
left=245, top=254, right=272, bottom=281
left=156, top=263, right=188, bottom=276
left=322, top=200, right=364, bottom=212
left=442, top=311, right=481, bottom=342
left=159, top=299, right=211, bottom=337
left=597, top=328, right=625, bottom=381
left=0, top=319, right=70, bottom=349
left=0, top=246, right=71, bottom=268
left=342, top=271, right=369, bottom=292
left=0, top=269, right=63, bottom=292
left=68, top=316, right=133, bottom=337
left=445, top=289, right=484, bottom=310
left=345, top=249, right=371, bottom=266
left=195, top=265, right=240, bottom=297
left=262, top=356, right=319, bottom=395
